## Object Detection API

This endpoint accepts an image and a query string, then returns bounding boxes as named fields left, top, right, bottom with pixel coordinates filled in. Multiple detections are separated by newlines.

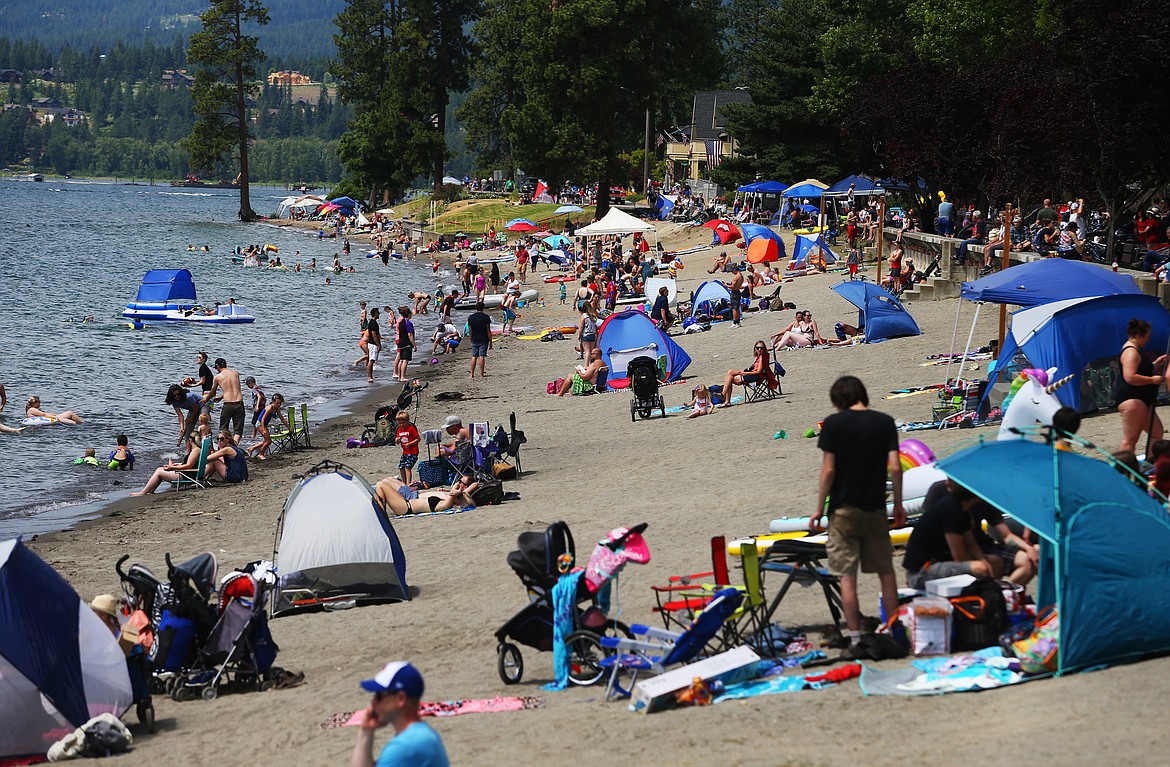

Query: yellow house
left=664, top=89, right=751, bottom=182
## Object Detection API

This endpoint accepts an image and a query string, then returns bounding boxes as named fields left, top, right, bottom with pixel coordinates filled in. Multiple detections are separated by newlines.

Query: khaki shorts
left=826, top=505, right=894, bottom=577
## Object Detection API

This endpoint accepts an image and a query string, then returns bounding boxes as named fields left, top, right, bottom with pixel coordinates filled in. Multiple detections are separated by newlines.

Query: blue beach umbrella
left=555, top=205, right=584, bottom=215
left=543, top=235, right=572, bottom=248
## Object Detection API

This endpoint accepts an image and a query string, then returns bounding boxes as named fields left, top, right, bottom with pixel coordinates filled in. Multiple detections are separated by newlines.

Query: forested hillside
left=0, top=0, right=346, bottom=60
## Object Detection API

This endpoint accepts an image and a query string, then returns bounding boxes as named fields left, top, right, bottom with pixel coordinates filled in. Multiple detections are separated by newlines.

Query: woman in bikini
left=25, top=396, right=84, bottom=424
left=355, top=302, right=369, bottom=367
left=773, top=311, right=821, bottom=349
left=373, top=475, right=480, bottom=516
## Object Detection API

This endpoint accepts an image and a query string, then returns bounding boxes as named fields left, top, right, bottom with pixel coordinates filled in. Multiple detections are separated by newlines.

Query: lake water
left=0, top=179, right=439, bottom=536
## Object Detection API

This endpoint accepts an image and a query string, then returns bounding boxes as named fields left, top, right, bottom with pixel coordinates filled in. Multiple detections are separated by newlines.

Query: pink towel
left=332, top=696, right=544, bottom=728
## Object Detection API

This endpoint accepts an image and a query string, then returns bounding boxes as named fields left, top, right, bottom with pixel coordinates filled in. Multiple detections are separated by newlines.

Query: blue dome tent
left=689, top=280, right=733, bottom=320
left=939, top=439, right=1170, bottom=674
left=830, top=281, right=922, bottom=342
left=596, top=309, right=691, bottom=387
left=985, top=294, right=1170, bottom=412
left=790, top=233, right=839, bottom=266
left=0, top=539, right=133, bottom=759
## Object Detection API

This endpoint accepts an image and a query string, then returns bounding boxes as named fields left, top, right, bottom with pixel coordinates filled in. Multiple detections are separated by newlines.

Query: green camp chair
left=171, top=436, right=211, bottom=491
left=267, top=411, right=293, bottom=455
left=298, top=403, right=311, bottom=448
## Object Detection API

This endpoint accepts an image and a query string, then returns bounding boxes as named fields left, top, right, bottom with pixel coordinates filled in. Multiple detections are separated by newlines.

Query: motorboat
left=123, top=269, right=255, bottom=323
left=13, top=172, right=44, bottom=182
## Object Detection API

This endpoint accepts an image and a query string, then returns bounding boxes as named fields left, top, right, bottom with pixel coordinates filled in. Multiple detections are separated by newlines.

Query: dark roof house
left=689, top=89, right=753, bottom=141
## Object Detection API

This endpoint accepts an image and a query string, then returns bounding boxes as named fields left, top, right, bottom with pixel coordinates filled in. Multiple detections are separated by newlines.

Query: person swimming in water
left=25, top=396, right=84, bottom=424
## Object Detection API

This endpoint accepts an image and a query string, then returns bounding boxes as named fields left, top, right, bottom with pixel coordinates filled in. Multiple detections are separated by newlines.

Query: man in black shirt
left=366, top=308, right=382, bottom=384
left=813, top=376, right=904, bottom=647
left=465, top=302, right=493, bottom=379
left=902, top=480, right=995, bottom=590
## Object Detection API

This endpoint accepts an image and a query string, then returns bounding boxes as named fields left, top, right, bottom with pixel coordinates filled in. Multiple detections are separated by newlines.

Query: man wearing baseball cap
left=352, top=661, right=449, bottom=767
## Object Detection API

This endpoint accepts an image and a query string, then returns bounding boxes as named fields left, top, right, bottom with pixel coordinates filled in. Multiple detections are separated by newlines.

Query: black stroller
left=171, top=572, right=279, bottom=701
left=628, top=355, right=665, bottom=421
left=359, top=379, right=428, bottom=446
left=494, top=521, right=649, bottom=685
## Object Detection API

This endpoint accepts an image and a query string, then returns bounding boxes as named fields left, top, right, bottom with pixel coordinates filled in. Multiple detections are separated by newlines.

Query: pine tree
left=183, top=0, right=270, bottom=221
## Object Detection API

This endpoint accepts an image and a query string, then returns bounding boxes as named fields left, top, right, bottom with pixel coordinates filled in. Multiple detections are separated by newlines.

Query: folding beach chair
left=599, top=587, right=743, bottom=700
left=743, top=349, right=785, bottom=404
left=286, top=403, right=311, bottom=449
left=172, top=436, right=212, bottom=491
left=758, top=538, right=845, bottom=637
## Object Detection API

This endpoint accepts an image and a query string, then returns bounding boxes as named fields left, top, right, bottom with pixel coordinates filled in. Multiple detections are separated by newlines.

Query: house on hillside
left=268, top=70, right=312, bottom=87
left=0, top=69, right=23, bottom=84
left=31, top=96, right=61, bottom=109
left=665, top=89, right=752, bottom=182
left=161, top=69, right=195, bottom=90
left=28, top=68, right=57, bottom=82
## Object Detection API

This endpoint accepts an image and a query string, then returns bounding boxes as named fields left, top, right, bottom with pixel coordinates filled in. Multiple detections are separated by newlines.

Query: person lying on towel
left=374, top=475, right=479, bottom=516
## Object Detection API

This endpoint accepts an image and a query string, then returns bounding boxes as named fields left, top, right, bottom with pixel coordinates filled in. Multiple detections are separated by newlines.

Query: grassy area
left=430, top=199, right=567, bottom=234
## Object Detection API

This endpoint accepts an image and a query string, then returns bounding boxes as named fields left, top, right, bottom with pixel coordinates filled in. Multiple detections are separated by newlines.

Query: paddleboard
left=453, top=289, right=538, bottom=310
left=543, top=275, right=577, bottom=283
left=728, top=527, right=914, bottom=557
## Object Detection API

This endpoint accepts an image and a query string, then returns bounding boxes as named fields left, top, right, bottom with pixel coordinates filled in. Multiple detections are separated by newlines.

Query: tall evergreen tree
left=183, top=0, right=270, bottom=221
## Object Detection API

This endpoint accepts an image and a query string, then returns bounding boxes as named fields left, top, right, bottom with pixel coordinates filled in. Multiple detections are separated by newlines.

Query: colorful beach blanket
left=320, top=697, right=546, bottom=729
left=859, top=648, right=1037, bottom=696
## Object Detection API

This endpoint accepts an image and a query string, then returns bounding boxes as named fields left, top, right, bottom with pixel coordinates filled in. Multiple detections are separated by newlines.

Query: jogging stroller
left=628, top=355, right=665, bottom=421
left=355, top=379, right=429, bottom=447
left=170, top=571, right=279, bottom=701
left=495, top=521, right=650, bottom=685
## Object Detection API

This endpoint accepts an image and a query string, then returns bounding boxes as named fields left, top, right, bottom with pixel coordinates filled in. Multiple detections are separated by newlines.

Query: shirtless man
left=708, top=251, right=730, bottom=274
left=555, top=348, right=607, bottom=396
left=728, top=266, right=745, bottom=327
left=203, top=358, right=245, bottom=443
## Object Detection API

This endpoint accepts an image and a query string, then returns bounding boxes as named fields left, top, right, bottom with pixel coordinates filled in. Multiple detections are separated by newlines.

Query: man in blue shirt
left=352, top=661, right=449, bottom=767
left=935, top=195, right=955, bottom=237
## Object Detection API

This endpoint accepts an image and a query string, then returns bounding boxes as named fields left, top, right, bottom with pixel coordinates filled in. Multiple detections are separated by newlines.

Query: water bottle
left=1112, top=259, right=1118, bottom=273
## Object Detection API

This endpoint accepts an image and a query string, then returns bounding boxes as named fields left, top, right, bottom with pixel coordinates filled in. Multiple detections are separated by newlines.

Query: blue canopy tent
left=938, top=439, right=1170, bottom=674
left=789, top=233, right=839, bottom=267
left=779, top=179, right=829, bottom=229
left=329, top=196, right=360, bottom=212
left=133, top=269, right=197, bottom=304
left=596, top=309, right=691, bottom=386
left=830, top=281, right=921, bottom=342
left=946, top=259, right=1144, bottom=384
left=0, top=539, right=133, bottom=758
left=825, top=175, right=884, bottom=195
left=985, top=294, right=1170, bottom=412
left=689, top=280, right=733, bottom=320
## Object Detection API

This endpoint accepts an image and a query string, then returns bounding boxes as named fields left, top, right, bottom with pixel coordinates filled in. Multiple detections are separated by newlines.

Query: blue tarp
left=790, top=234, right=839, bottom=266
left=689, top=280, right=733, bottom=319
left=654, top=194, right=675, bottom=221
left=961, top=260, right=1141, bottom=307
left=830, top=281, right=921, bottom=342
left=988, top=294, right=1170, bottom=410
left=134, top=269, right=197, bottom=304
left=937, top=440, right=1170, bottom=674
left=596, top=309, right=691, bottom=382
left=826, top=175, right=883, bottom=195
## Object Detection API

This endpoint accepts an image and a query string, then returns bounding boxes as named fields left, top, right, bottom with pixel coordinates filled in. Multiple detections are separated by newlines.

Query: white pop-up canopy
left=575, top=207, right=657, bottom=236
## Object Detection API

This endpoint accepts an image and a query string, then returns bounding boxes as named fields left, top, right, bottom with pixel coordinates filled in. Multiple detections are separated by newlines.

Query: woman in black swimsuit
left=373, top=475, right=480, bottom=516
left=1117, top=318, right=1168, bottom=453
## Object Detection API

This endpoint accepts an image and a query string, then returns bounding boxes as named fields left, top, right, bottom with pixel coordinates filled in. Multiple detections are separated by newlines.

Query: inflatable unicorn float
left=765, top=368, right=1076, bottom=535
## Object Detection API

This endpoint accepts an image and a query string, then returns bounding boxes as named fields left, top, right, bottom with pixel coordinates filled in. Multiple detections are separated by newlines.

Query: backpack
left=471, top=478, right=505, bottom=506
left=82, top=718, right=132, bottom=757
left=949, top=579, right=1009, bottom=651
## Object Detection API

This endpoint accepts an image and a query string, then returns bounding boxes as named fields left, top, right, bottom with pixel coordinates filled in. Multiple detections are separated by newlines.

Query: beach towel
left=542, top=571, right=584, bottom=691
left=859, top=648, right=1034, bottom=696
left=422, top=429, right=444, bottom=445
left=321, top=697, right=546, bottom=729
left=714, top=673, right=833, bottom=702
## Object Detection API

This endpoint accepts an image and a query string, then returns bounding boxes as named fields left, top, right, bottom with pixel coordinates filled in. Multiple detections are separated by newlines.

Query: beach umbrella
left=376, top=208, right=396, bottom=216
left=442, top=176, right=463, bottom=185
left=555, top=205, right=584, bottom=215
left=505, top=219, right=537, bottom=232
left=702, top=219, right=741, bottom=245
left=543, top=234, right=572, bottom=248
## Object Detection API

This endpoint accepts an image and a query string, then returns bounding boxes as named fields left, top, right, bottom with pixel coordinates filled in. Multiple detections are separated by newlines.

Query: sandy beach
left=26, top=221, right=1170, bottom=767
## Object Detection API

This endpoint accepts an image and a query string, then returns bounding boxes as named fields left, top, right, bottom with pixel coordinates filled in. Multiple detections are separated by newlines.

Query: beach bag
left=471, top=478, right=505, bottom=506
left=492, top=459, right=518, bottom=481
left=708, top=384, right=725, bottom=406
left=418, top=459, right=453, bottom=488
left=548, top=377, right=566, bottom=394
left=950, top=579, right=1009, bottom=651
left=1006, top=607, right=1062, bottom=673
left=902, top=597, right=953, bottom=656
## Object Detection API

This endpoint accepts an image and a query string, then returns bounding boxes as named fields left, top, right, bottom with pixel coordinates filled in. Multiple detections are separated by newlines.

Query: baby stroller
left=495, top=521, right=650, bottom=685
left=628, top=355, right=665, bottom=421
left=356, top=379, right=429, bottom=446
left=170, top=570, right=279, bottom=701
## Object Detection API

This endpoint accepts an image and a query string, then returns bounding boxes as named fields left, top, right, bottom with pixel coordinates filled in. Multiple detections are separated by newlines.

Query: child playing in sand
left=108, top=434, right=134, bottom=470
left=249, top=393, right=289, bottom=460
left=686, top=385, right=715, bottom=419
left=395, top=411, right=421, bottom=485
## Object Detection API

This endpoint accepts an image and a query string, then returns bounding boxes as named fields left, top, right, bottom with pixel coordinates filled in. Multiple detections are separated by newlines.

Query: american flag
left=705, top=140, right=723, bottom=168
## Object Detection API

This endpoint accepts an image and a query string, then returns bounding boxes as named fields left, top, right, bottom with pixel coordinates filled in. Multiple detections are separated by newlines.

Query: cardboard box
left=924, top=573, right=976, bottom=598
left=631, top=645, right=761, bottom=714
